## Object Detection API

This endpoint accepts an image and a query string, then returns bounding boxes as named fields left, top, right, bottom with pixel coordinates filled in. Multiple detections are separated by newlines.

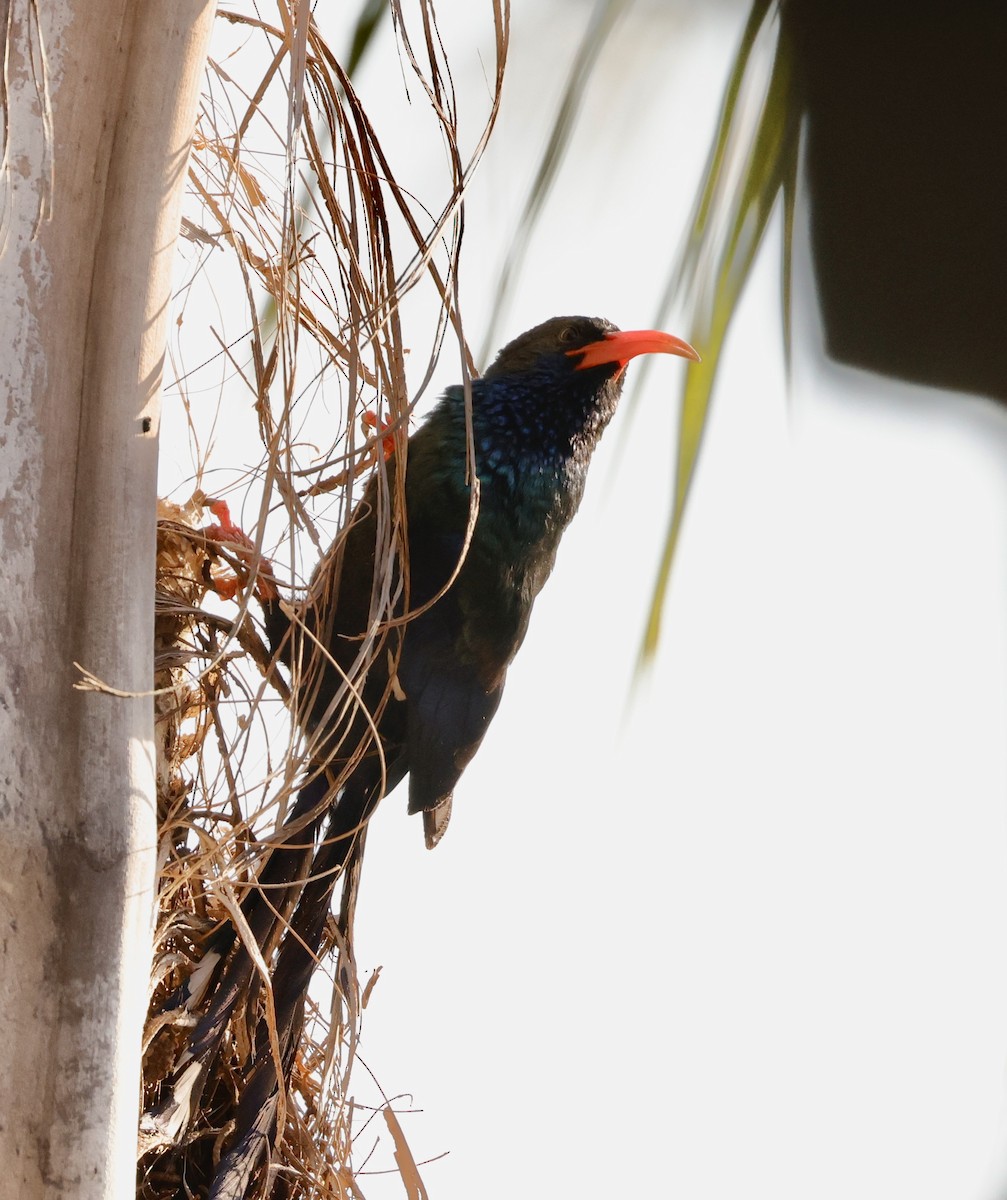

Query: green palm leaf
left=641, top=0, right=798, bottom=661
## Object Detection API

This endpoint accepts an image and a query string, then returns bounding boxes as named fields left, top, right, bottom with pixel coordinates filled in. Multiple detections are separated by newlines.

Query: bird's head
left=483, top=315, right=699, bottom=385
left=474, top=316, right=698, bottom=471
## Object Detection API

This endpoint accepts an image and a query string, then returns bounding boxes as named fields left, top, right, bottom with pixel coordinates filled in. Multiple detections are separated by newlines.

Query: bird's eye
left=558, top=325, right=579, bottom=346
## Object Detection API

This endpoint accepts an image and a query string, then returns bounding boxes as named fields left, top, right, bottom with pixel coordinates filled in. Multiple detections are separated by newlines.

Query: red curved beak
left=569, top=328, right=700, bottom=371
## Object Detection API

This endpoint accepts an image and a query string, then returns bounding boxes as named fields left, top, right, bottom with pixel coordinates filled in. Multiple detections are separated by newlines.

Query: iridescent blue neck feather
left=437, top=355, right=623, bottom=491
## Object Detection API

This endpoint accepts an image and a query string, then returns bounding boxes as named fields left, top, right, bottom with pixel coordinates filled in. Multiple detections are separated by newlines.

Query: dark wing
left=395, top=416, right=544, bottom=847
left=395, top=523, right=506, bottom=847
left=398, top=626, right=504, bottom=847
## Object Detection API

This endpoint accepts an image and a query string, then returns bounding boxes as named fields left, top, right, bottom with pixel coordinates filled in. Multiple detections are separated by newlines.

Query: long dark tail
left=146, top=766, right=379, bottom=1194
left=152, top=598, right=399, bottom=1196
left=201, top=772, right=382, bottom=1200
left=206, top=812, right=365, bottom=1200
left=183, top=771, right=334, bottom=1063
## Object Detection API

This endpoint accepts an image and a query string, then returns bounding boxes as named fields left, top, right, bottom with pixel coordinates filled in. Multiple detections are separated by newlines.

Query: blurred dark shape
left=785, top=1, right=1007, bottom=405
left=345, top=0, right=387, bottom=77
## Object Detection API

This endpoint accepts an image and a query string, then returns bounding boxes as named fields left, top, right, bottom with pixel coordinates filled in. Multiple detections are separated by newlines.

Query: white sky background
left=161, top=2, right=1007, bottom=1196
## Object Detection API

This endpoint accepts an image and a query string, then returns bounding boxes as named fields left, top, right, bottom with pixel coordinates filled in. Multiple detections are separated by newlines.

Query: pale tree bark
left=0, top=2, right=215, bottom=1197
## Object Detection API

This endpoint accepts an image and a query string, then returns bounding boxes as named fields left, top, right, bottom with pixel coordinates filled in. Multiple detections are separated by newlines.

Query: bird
left=165, top=315, right=698, bottom=1198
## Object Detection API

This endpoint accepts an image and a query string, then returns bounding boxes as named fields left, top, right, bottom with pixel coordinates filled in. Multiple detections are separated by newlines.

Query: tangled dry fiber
left=138, top=4, right=508, bottom=1197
